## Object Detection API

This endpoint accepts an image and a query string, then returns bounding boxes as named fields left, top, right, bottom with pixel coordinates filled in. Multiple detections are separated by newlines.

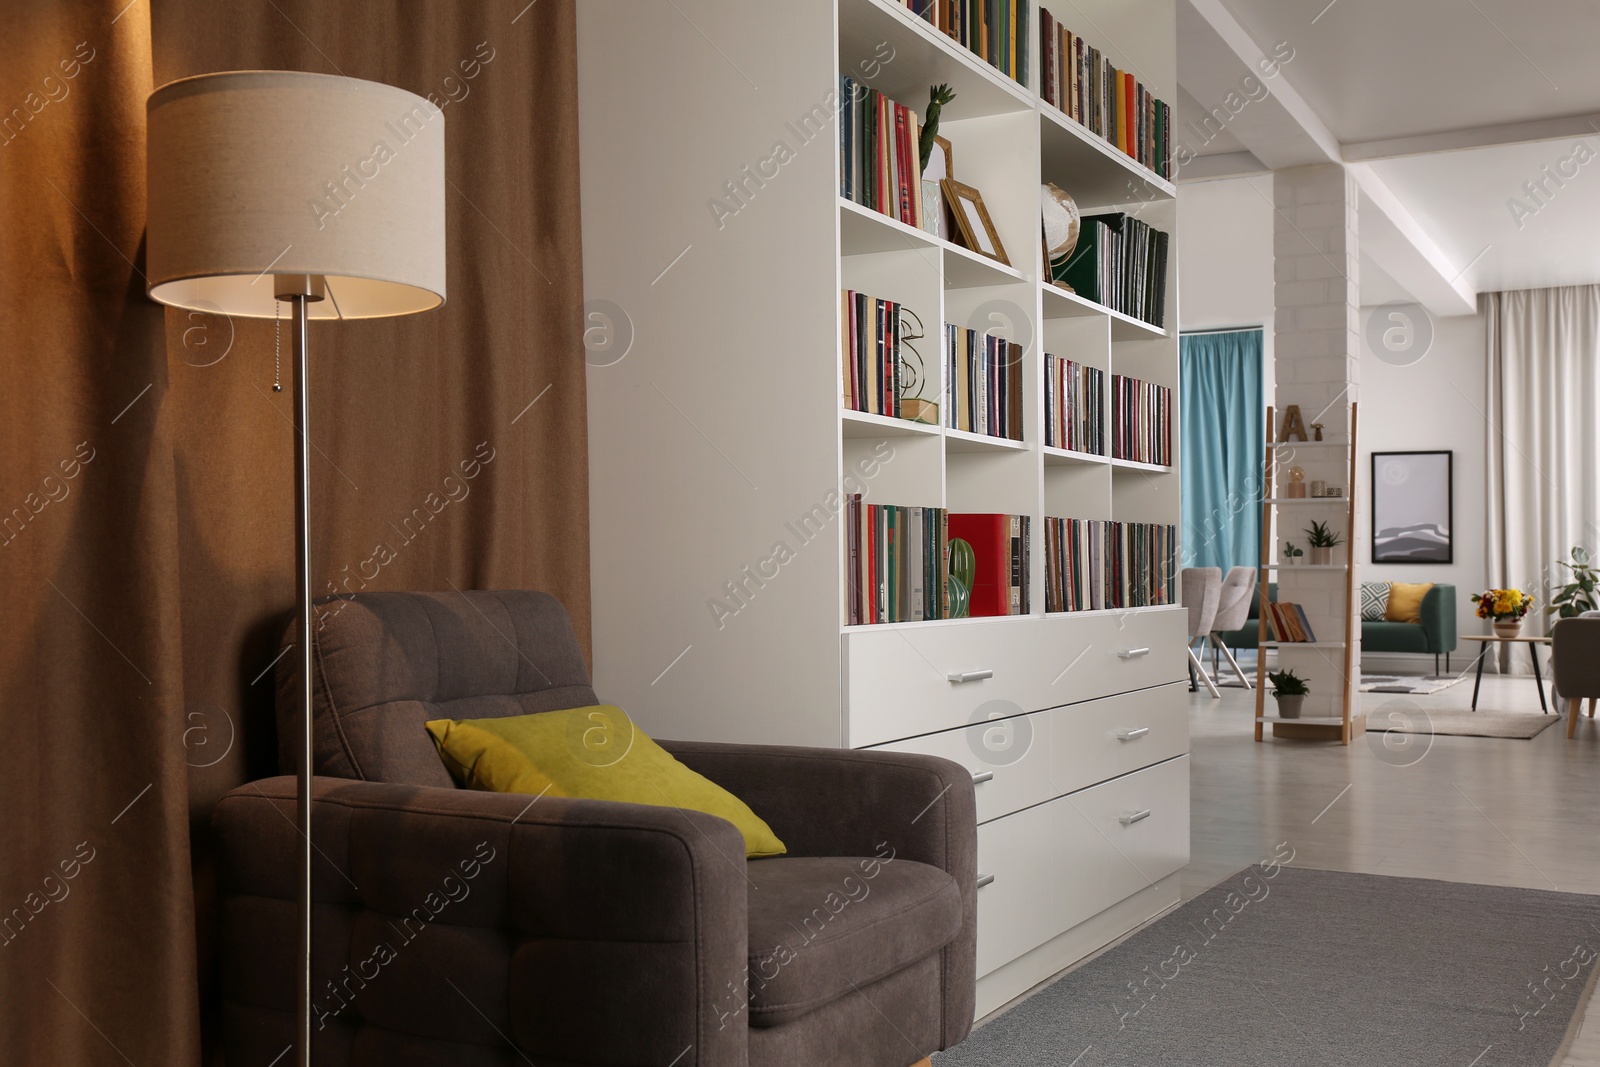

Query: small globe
left=1041, top=183, right=1080, bottom=259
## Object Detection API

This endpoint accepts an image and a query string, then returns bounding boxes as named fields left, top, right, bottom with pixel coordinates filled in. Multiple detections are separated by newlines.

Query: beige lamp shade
left=146, top=70, right=445, bottom=319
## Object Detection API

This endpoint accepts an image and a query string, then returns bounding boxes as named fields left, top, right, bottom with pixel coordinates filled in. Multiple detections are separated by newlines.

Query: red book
left=1124, top=74, right=1136, bottom=158
left=948, top=513, right=1013, bottom=617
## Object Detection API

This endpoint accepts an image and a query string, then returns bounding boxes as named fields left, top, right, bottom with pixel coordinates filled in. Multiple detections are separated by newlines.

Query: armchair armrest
left=1420, top=584, right=1457, bottom=653
left=660, top=740, right=977, bottom=1047
left=214, top=776, right=748, bottom=1067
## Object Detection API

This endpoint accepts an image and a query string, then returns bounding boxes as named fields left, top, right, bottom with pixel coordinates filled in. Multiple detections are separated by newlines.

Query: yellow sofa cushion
left=425, top=705, right=786, bottom=858
left=1385, top=582, right=1434, bottom=624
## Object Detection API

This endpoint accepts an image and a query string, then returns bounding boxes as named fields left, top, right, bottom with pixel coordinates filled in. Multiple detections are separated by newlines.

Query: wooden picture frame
left=940, top=179, right=1008, bottom=266
left=1370, top=450, right=1453, bottom=564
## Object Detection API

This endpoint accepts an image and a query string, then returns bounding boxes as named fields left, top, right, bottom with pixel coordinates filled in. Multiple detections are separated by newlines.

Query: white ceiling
left=1178, top=0, right=1600, bottom=302
left=1214, top=0, right=1598, bottom=144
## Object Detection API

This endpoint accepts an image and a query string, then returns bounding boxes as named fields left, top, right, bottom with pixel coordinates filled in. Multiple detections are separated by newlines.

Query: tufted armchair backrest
left=277, top=590, right=597, bottom=786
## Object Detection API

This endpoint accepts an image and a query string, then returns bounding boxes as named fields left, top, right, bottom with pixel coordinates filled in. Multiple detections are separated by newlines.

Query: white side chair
left=1182, top=567, right=1222, bottom=699
left=1209, top=566, right=1258, bottom=690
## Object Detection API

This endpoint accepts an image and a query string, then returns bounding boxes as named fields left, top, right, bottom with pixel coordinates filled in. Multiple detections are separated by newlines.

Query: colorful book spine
left=838, top=76, right=924, bottom=230
left=1044, top=354, right=1104, bottom=454
left=1109, top=374, right=1172, bottom=466
left=846, top=497, right=950, bottom=625
left=944, top=324, right=1022, bottom=441
left=845, top=290, right=920, bottom=420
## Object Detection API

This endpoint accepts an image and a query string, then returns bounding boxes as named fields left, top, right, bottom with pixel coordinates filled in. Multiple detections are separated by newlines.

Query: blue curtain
left=1180, top=329, right=1263, bottom=570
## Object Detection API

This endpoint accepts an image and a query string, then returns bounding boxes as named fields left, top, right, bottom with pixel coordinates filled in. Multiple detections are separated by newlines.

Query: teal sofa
left=1219, top=582, right=1458, bottom=673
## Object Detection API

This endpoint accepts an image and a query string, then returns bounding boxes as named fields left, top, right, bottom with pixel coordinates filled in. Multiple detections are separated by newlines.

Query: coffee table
left=1461, top=634, right=1551, bottom=712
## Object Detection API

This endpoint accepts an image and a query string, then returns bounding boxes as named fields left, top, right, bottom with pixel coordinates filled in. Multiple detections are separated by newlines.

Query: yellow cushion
left=425, top=706, right=786, bottom=858
left=1385, top=582, right=1434, bottom=624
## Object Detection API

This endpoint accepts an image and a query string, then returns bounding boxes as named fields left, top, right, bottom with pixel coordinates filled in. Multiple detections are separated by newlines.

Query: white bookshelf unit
left=579, top=0, right=1186, bottom=1018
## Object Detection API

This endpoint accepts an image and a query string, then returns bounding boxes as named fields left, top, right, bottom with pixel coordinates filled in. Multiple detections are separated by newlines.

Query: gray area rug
left=936, top=867, right=1600, bottom=1067
left=1359, top=673, right=1467, bottom=695
left=1366, top=707, right=1560, bottom=739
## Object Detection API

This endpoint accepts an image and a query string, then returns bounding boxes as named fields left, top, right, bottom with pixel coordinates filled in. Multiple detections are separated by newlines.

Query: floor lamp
left=145, top=71, right=446, bottom=1065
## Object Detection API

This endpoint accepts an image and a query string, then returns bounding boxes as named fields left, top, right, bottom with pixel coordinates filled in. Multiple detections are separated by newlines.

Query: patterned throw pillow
left=1360, top=582, right=1391, bottom=622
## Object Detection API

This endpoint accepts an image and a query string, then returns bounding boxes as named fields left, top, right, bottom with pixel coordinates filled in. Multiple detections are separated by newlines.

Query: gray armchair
left=1554, top=616, right=1600, bottom=739
left=215, top=590, right=976, bottom=1066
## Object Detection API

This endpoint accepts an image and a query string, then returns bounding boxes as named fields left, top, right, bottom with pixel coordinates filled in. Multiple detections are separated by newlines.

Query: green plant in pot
left=1267, top=668, right=1309, bottom=719
left=1303, top=520, right=1344, bottom=565
left=1282, top=540, right=1304, bottom=566
left=1549, top=546, right=1599, bottom=618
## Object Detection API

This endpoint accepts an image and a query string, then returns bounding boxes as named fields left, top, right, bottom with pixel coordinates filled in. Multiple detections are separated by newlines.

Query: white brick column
left=1273, top=164, right=1361, bottom=726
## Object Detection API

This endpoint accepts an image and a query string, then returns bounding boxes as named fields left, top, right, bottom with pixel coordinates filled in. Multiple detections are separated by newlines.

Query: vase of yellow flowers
left=1471, top=587, right=1535, bottom=638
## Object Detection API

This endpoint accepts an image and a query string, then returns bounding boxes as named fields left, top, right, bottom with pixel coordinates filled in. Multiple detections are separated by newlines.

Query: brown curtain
left=0, top=1, right=588, bottom=1062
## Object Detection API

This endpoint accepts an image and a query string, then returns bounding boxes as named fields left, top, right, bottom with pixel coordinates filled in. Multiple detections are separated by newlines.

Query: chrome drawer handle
left=1120, top=809, right=1152, bottom=826
left=976, top=873, right=995, bottom=889
left=947, top=669, right=994, bottom=683
left=1117, top=647, right=1151, bottom=659
left=1115, top=727, right=1150, bottom=741
left=972, top=770, right=995, bottom=784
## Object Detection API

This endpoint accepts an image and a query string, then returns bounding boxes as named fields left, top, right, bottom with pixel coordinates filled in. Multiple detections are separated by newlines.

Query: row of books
left=1043, top=354, right=1104, bottom=455
left=1037, top=10, right=1172, bottom=179
left=1053, top=212, right=1170, bottom=328
left=845, top=500, right=950, bottom=625
left=839, top=76, right=925, bottom=229
left=944, top=325, right=1023, bottom=440
left=1042, top=518, right=1176, bottom=613
left=1110, top=374, right=1172, bottom=467
left=1264, top=601, right=1319, bottom=643
left=948, top=512, right=1031, bottom=617
left=900, top=0, right=1030, bottom=86
left=841, top=290, right=908, bottom=418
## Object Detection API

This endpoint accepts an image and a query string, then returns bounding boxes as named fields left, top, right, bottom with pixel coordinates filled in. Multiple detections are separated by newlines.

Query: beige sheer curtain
left=1484, top=286, right=1600, bottom=657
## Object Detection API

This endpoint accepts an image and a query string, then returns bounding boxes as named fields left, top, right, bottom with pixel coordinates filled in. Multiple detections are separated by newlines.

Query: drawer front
left=974, top=755, right=1190, bottom=976
left=974, top=798, right=1067, bottom=976
left=1058, top=755, right=1190, bottom=929
left=872, top=709, right=1056, bottom=825
left=868, top=683, right=1186, bottom=824
left=1048, top=684, right=1188, bottom=798
left=843, top=607, right=1186, bottom=747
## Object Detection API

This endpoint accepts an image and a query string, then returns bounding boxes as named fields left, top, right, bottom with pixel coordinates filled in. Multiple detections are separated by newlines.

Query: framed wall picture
left=1371, top=450, right=1453, bottom=563
left=940, top=179, right=1008, bottom=266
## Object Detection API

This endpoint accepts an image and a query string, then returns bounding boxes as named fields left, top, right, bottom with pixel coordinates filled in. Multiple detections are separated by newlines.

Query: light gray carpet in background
left=935, top=867, right=1600, bottom=1067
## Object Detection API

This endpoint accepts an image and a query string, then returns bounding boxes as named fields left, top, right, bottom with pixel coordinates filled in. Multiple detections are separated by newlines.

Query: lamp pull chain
left=273, top=299, right=284, bottom=392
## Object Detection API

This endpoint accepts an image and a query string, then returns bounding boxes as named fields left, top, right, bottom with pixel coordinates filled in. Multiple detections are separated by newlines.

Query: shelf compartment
left=1038, top=106, right=1175, bottom=210
left=838, top=0, right=1035, bottom=122
left=1042, top=445, right=1109, bottom=467
left=1040, top=282, right=1167, bottom=340
left=840, top=198, right=940, bottom=257
left=839, top=199, right=1024, bottom=288
left=945, top=428, right=1028, bottom=453
left=842, top=409, right=941, bottom=438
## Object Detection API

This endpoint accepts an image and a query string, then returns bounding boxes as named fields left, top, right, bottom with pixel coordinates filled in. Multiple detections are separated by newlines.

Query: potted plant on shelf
left=1303, top=520, right=1344, bottom=565
left=1472, top=587, right=1535, bottom=638
left=1282, top=541, right=1305, bottom=566
left=1267, top=669, right=1309, bottom=719
left=1549, top=546, right=1599, bottom=618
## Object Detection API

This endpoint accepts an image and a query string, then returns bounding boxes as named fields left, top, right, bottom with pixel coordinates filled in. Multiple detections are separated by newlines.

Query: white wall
left=1177, top=176, right=1274, bottom=388
left=1356, top=311, right=1487, bottom=599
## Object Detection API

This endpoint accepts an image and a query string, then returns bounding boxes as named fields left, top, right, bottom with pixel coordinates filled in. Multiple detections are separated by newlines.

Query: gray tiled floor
left=1185, top=673, right=1600, bottom=1063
